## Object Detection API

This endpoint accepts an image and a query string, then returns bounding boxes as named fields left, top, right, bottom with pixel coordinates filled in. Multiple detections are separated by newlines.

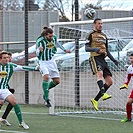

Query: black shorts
left=89, top=55, right=112, bottom=78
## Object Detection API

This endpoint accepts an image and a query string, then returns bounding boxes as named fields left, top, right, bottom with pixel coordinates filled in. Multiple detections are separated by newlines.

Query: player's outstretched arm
left=13, top=64, right=38, bottom=71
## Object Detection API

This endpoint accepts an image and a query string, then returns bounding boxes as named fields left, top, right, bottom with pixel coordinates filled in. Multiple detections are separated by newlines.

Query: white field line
left=22, top=111, right=124, bottom=121
left=0, top=110, right=125, bottom=121
left=58, top=114, right=122, bottom=121
left=0, top=129, right=28, bottom=133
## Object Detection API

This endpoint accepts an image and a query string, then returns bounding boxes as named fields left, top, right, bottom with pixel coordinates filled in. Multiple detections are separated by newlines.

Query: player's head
left=0, top=51, right=9, bottom=65
left=93, top=18, right=102, bottom=32
left=8, top=52, right=12, bottom=62
left=44, top=28, right=53, bottom=42
left=41, top=26, right=48, bottom=36
left=129, top=53, right=133, bottom=64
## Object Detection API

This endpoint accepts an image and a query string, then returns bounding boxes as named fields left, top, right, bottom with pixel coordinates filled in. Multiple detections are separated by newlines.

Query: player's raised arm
left=54, top=35, right=71, bottom=53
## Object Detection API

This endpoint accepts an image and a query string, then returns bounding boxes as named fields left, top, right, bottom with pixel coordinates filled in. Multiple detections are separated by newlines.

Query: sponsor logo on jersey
left=98, top=39, right=106, bottom=44
left=0, top=71, right=7, bottom=78
left=46, top=42, right=54, bottom=49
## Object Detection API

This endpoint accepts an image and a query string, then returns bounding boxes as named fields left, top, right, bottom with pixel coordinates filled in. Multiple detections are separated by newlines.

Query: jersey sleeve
left=85, top=33, right=99, bottom=52
left=124, top=66, right=131, bottom=85
left=13, top=65, right=36, bottom=71
left=54, top=35, right=66, bottom=51
left=106, top=41, right=116, bottom=62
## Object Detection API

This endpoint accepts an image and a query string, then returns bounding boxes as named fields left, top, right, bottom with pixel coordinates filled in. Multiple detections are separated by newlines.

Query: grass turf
left=0, top=104, right=132, bottom=133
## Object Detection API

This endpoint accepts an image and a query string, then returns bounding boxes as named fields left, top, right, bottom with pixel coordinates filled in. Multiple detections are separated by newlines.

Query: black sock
left=97, top=80, right=105, bottom=95
left=94, top=91, right=101, bottom=101
left=2, top=103, right=13, bottom=119
left=104, top=83, right=109, bottom=92
left=94, top=83, right=108, bottom=101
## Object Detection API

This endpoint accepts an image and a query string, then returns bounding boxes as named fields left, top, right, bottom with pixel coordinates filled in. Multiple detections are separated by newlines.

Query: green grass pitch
left=0, top=104, right=132, bottom=133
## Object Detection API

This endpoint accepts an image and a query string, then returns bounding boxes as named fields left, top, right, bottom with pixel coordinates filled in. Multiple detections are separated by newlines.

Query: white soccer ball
left=84, top=8, right=96, bottom=19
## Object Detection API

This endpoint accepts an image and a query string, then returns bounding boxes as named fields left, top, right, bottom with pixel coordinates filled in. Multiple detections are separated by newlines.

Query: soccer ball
left=84, top=8, right=96, bottom=19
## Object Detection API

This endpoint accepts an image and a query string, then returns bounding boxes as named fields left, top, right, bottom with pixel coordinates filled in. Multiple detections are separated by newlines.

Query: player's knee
left=56, top=80, right=60, bottom=85
left=54, top=79, right=60, bottom=85
left=109, top=81, right=113, bottom=86
left=0, top=101, right=4, bottom=109
left=56, top=78, right=60, bottom=85
left=6, top=95, right=17, bottom=106
left=43, top=74, right=49, bottom=81
left=106, top=80, right=113, bottom=87
left=11, top=100, right=17, bottom=106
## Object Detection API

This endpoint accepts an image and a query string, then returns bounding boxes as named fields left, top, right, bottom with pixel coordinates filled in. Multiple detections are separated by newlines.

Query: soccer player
left=36, top=27, right=70, bottom=107
left=120, top=53, right=133, bottom=122
left=0, top=51, right=37, bottom=129
left=0, top=52, right=15, bottom=126
left=85, top=18, right=118, bottom=111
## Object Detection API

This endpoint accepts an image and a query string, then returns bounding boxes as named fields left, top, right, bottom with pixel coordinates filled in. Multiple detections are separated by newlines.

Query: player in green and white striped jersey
left=0, top=52, right=15, bottom=126
left=0, top=51, right=37, bottom=129
left=36, top=27, right=70, bottom=107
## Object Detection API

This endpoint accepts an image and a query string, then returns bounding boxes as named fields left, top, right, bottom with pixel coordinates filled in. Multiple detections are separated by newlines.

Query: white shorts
left=39, top=59, right=60, bottom=78
left=0, top=89, right=12, bottom=100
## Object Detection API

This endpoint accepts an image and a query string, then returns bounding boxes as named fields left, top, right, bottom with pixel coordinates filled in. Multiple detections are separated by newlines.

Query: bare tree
left=102, top=2, right=124, bottom=10
left=84, top=0, right=125, bottom=10
left=84, top=0, right=102, bottom=10
left=42, top=0, right=70, bottom=18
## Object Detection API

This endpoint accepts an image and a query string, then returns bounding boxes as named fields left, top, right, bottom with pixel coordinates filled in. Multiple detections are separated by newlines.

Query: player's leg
left=91, top=70, right=108, bottom=110
left=101, top=69, right=112, bottom=100
left=42, top=74, right=49, bottom=102
left=89, top=57, right=103, bottom=110
left=94, top=65, right=113, bottom=101
left=43, top=59, right=60, bottom=107
left=103, top=67, right=113, bottom=91
left=48, top=59, right=60, bottom=90
left=48, top=80, right=58, bottom=90
left=39, top=61, right=51, bottom=107
left=4, top=90, right=29, bottom=129
left=0, top=100, right=4, bottom=109
left=94, top=76, right=112, bottom=102
left=121, top=90, right=133, bottom=122
left=96, top=70, right=105, bottom=95
left=42, top=75, right=59, bottom=107
left=104, top=75, right=112, bottom=92
left=1, top=88, right=15, bottom=126
left=90, top=57, right=111, bottom=110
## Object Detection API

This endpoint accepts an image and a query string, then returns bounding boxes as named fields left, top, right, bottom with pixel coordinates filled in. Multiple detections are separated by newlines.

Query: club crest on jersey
left=46, top=42, right=54, bottom=49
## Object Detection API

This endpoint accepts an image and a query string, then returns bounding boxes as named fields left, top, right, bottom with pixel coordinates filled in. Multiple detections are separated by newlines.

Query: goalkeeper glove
left=119, top=84, right=128, bottom=90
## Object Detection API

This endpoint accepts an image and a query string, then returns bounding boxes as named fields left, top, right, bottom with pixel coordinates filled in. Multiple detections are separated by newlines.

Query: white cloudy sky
left=81, top=0, right=133, bottom=10
left=35, top=0, right=133, bottom=20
